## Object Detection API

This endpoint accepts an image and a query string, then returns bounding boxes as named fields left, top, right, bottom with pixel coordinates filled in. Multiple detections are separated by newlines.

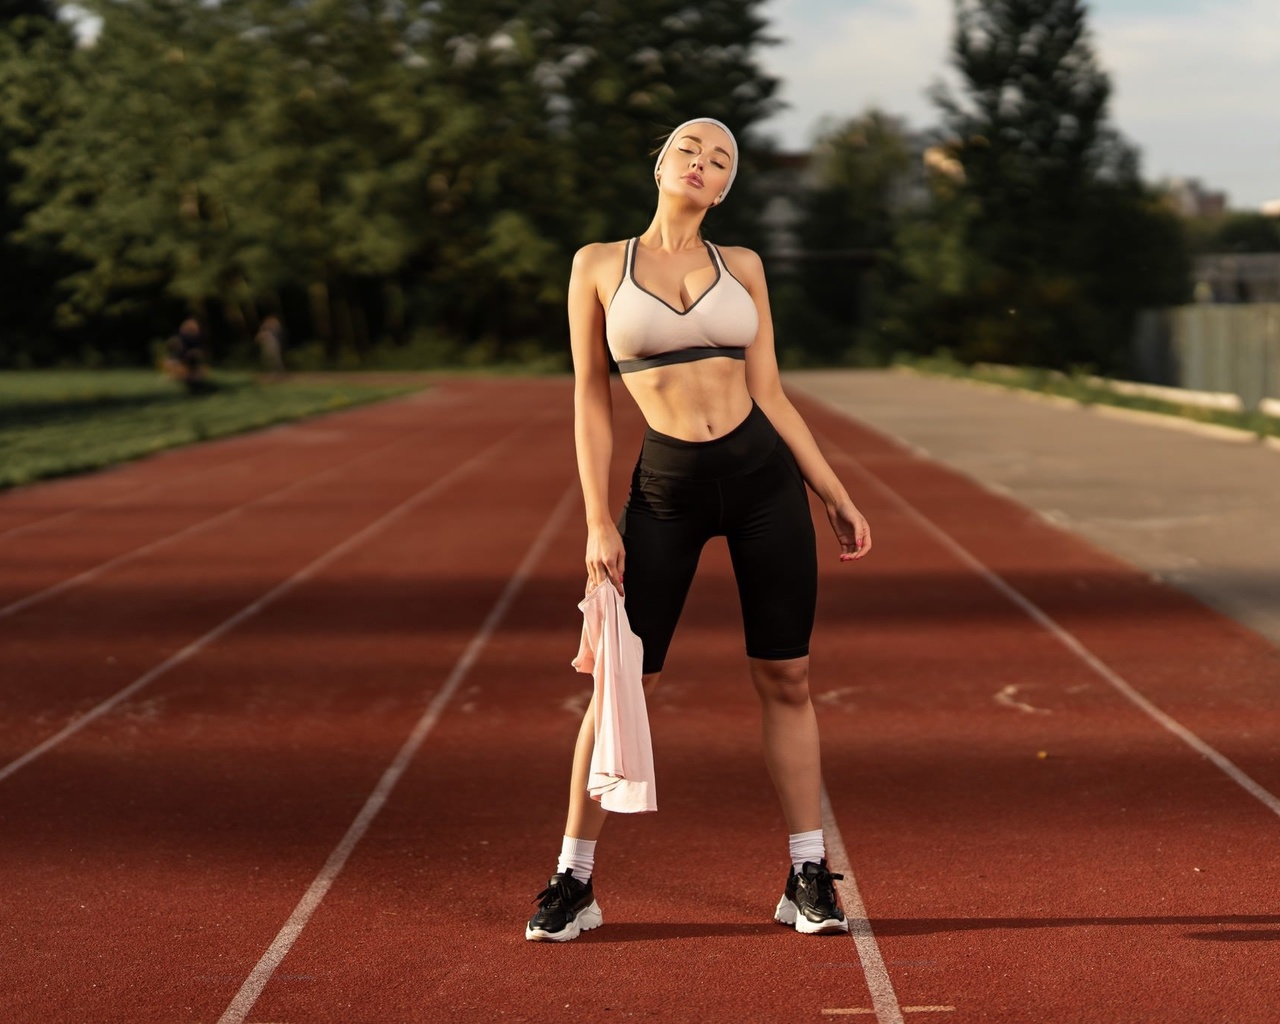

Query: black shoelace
left=802, top=866, right=844, bottom=907
left=533, top=875, right=575, bottom=909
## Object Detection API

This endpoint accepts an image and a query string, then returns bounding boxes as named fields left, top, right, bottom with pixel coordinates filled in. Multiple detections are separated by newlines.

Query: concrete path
left=787, top=368, right=1280, bottom=649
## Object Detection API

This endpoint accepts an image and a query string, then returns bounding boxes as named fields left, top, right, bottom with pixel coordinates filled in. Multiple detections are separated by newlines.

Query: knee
left=750, top=657, right=810, bottom=707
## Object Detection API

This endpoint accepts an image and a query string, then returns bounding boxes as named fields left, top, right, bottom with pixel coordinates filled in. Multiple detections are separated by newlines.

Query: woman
left=526, top=117, right=872, bottom=942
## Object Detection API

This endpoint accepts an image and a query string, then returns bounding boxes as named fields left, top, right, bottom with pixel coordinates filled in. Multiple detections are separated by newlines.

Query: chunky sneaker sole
left=525, top=899, right=603, bottom=942
left=774, top=894, right=850, bottom=934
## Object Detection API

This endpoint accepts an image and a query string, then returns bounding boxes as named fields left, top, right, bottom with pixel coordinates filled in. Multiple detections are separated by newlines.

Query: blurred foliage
left=779, top=110, right=911, bottom=366
left=0, top=1, right=82, bottom=364
left=0, top=0, right=1220, bottom=374
left=1184, top=212, right=1280, bottom=255
left=0, top=0, right=778, bottom=367
left=884, top=0, right=1191, bottom=374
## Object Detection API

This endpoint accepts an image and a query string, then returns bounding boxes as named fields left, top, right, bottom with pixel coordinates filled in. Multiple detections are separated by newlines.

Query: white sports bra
left=605, top=238, right=759, bottom=374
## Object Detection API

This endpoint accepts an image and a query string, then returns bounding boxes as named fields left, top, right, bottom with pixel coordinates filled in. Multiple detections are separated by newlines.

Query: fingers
left=837, top=512, right=872, bottom=562
left=585, top=557, right=606, bottom=592
left=585, top=555, right=625, bottom=595
left=853, top=522, right=873, bottom=559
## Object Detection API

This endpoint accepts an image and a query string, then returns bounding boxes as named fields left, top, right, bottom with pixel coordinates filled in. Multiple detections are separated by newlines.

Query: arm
left=730, top=247, right=872, bottom=562
left=568, top=243, right=627, bottom=590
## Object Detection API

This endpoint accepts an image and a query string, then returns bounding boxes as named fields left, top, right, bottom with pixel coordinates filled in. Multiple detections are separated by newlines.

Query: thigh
left=617, top=467, right=715, bottom=675
left=723, top=444, right=817, bottom=661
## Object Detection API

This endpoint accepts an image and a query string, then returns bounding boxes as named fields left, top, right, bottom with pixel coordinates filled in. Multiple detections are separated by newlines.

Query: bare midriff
left=621, top=355, right=753, bottom=441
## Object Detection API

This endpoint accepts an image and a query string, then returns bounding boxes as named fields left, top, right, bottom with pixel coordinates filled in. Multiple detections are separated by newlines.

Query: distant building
left=1163, top=177, right=1229, bottom=219
left=1263, top=199, right=1280, bottom=218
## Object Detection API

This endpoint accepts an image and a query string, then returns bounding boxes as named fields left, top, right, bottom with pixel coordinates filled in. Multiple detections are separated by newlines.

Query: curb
left=896, top=366, right=1278, bottom=451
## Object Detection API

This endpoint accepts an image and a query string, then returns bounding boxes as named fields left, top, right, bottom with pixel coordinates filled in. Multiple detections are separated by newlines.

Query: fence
left=1133, top=304, right=1280, bottom=410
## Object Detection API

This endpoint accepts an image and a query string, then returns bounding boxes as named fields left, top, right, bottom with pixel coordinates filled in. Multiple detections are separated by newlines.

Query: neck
left=641, top=199, right=709, bottom=252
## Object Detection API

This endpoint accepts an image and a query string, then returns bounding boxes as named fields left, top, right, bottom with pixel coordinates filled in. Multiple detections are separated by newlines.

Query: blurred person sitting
left=163, top=317, right=213, bottom=394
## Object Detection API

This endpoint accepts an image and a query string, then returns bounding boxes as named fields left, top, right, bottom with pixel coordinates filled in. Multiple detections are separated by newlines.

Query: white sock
left=556, top=835, right=596, bottom=880
left=789, top=829, right=825, bottom=873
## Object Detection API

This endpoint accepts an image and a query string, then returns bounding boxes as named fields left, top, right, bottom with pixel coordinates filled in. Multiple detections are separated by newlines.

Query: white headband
left=653, top=117, right=739, bottom=204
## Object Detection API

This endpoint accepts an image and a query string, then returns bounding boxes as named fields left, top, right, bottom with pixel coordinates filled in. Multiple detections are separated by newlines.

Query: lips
left=682, top=172, right=704, bottom=188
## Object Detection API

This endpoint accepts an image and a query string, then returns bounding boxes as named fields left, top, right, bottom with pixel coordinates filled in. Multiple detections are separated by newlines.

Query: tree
left=12, top=0, right=445, bottom=358
left=920, top=0, right=1189, bottom=371
left=0, top=0, right=57, bottom=17
left=6, top=0, right=783, bottom=365
left=412, top=0, right=781, bottom=350
left=0, top=2, right=80, bottom=365
left=781, top=110, right=911, bottom=363
left=217, top=0, right=446, bottom=354
left=1184, top=212, right=1280, bottom=255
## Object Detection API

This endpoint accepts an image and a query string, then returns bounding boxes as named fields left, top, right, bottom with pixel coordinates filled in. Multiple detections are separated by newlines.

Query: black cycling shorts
left=617, top=401, right=817, bottom=674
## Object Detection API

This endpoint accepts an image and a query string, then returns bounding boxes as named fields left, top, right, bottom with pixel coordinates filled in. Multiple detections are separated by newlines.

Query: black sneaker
left=525, top=869, right=603, bottom=942
left=774, top=859, right=849, bottom=934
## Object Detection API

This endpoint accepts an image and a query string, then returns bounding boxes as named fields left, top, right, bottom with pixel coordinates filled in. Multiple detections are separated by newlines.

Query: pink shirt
left=572, top=580, right=657, bottom=813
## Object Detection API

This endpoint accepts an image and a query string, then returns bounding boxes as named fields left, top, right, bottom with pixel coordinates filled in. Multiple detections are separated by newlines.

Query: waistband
left=638, top=401, right=780, bottom=479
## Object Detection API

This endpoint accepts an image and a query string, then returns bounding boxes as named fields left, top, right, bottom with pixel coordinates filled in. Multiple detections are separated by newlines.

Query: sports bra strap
left=612, top=238, right=634, bottom=301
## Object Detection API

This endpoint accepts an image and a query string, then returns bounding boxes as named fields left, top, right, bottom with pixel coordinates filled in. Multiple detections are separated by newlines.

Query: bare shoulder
left=571, top=241, right=629, bottom=307
left=715, top=244, right=766, bottom=288
left=572, top=240, right=628, bottom=277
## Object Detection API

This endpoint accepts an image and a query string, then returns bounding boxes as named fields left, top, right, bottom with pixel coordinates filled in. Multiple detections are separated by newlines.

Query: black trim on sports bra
left=708, top=242, right=746, bottom=290
left=629, top=238, right=722, bottom=316
left=616, top=347, right=746, bottom=374
left=607, top=238, right=632, bottom=313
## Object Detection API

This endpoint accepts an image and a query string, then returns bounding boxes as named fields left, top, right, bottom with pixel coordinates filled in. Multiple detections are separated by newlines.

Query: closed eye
left=678, top=146, right=726, bottom=169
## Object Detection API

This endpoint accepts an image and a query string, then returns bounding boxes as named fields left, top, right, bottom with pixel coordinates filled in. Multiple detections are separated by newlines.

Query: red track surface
left=2, top=377, right=1277, bottom=1024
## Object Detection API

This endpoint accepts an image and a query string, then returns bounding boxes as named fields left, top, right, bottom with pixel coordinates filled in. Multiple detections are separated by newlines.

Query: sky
left=756, top=0, right=1280, bottom=210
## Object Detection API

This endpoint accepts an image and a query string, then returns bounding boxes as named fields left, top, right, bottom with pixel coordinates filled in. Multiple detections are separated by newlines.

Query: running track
left=2, top=376, right=1277, bottom=1023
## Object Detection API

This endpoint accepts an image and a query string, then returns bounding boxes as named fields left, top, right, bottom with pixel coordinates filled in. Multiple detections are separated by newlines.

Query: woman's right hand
left=585, top=521, right=626, bottom=595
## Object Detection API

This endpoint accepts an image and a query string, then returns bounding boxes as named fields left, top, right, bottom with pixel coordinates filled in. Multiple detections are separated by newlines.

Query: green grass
left=0, top=370, right=429, bottom=490
left=894, top=352, right=1280, bottom=439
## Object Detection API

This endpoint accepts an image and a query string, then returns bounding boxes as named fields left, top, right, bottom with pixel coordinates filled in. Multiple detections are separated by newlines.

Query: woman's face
left=656, top=122, right=735, bottom=207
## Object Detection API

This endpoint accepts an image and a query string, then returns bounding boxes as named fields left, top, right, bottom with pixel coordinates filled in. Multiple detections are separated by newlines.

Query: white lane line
left=0, top=424, right=532, bottom=784
left=814, top=427, right=1280, bottom=822
left=0, top=430, right=421, bottom=621
left=217, top=481, right=578, bottom=1024
left=0, top=421, right=306, bottom=543
left=0, top=464, right=231, bottom=543
left=821, top=784, right=906, bottom=1024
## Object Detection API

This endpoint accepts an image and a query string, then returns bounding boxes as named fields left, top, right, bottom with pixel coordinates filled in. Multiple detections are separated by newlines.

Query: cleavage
left=634, top=249, right=718, bottom=313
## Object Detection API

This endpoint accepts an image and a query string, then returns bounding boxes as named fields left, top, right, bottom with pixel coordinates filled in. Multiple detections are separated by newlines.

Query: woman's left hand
left=827, top=497, right=872, bottom=562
